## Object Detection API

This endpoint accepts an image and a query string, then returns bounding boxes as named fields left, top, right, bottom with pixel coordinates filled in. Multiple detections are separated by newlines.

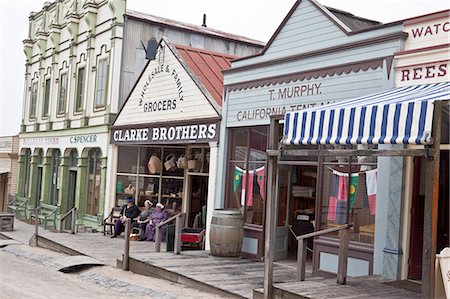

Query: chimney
left=202, top=14, right=207, bottom=27
left=146, top=37, right=158, bottom=60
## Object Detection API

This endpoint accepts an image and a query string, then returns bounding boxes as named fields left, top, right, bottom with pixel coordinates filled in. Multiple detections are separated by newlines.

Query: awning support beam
left=268, top=148, right=433, bottom=158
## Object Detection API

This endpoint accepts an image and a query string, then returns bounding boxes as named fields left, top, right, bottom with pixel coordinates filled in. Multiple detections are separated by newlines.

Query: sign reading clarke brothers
left=111, top=121, right=219, bottom=145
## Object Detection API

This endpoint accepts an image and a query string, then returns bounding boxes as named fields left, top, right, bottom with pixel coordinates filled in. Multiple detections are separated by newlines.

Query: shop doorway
left=187, top=176, right=208, bottom=228
left=408, top=151, right=449, bottom=280
left=67, top=150, right=78, bottom=211
left=275, top=164, right=317, bottom=262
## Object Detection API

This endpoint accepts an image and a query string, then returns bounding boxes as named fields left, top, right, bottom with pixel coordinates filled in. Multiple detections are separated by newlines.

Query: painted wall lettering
left=113, top=129, right=149, bottom=142
left=411, top=21, right=450, bottom=38
left=139, top=63, right=184, bottom=112
left=401, top=63, right=448, bottom=82
left=22, top=137, right=59, bottom=146
left=268, top=83, right=322, bottom=100
left=111, top=122, right=219, bottom=144
left=69, top=135, right=98, bottom=144
left=236, top=100, right=335, bottom=121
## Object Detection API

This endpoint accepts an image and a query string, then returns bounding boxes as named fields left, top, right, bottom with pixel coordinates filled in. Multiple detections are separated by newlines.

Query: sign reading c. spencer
left=111, top=121, right=219, bottom=145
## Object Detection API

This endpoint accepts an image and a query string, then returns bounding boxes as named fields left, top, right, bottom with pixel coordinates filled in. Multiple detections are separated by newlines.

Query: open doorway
left=275, top=164, right=317, bottom=263
left=408, top=151, right=449, bottom=280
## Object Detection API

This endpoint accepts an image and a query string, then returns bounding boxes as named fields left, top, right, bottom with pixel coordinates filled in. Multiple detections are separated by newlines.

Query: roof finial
left=202, top=14, right=207, bottom=27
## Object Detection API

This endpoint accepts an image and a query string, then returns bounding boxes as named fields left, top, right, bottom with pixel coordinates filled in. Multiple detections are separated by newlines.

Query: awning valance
left=283, top=82, right=450, bottom=146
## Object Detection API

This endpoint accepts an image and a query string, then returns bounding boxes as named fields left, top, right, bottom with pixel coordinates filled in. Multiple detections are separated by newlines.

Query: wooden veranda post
left=421, top=100, right=442, bottom=298
left=123, top=218, right=131, bottom=271
left=263, top=116, right=280, bottom=299
left=34, top=207, right=39, bottom=246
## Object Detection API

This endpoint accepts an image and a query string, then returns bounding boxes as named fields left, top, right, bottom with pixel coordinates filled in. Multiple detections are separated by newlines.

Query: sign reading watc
left=111, top=121, right=220, bottom=145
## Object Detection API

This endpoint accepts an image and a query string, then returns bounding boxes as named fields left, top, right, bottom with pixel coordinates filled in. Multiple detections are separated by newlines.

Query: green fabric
left=233, top=167, right=244, bottom=192
left=349, top=175, right=358, bottom=213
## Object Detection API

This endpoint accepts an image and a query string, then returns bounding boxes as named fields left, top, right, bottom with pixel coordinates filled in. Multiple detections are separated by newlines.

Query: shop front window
left=49, top=150, right=61, bottom=206
left=86, top=148, right=101, bottom=216
left=22, top=149, right=32, bottom=197
left=116, top=146, right=185, bottom=208
left=320, top=156, right=377, bottom=244
left=227, top=126, right=268, bottom=226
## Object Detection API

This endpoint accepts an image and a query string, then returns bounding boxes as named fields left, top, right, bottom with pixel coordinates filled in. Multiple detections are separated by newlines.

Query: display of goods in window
left=164, top=153, right=176, bottom=171
left=148, top=154, right=162, bottom=174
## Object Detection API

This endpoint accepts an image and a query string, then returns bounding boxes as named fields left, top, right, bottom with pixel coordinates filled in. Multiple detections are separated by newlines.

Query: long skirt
left=145, top=223, right=166, bottom=241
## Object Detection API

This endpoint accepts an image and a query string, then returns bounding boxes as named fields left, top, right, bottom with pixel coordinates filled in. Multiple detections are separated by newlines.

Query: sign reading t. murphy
left=111, top=120, right=220, bottom=145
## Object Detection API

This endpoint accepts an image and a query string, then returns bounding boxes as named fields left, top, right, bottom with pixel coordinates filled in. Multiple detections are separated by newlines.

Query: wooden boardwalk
left=0, top=220, right=422, bottom=299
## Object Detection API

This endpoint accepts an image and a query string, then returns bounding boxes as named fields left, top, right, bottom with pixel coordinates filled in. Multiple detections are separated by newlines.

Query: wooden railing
left=296, top=223, right=353, bottom=284
left=59, top=207, right=77, bottom=234
left=155, top=212, right=185, bottom=254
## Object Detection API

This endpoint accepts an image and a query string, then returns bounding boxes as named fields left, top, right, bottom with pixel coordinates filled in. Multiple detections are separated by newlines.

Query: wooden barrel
left=210, top=209, right=244, bottom=257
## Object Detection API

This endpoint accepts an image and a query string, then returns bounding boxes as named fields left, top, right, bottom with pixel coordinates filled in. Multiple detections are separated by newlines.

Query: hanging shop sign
left=111, top=120, right=220, bottom=145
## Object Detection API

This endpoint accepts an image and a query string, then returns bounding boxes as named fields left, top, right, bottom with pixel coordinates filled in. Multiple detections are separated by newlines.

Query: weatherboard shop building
left=215, top=0, right=411, bottom=278
left=109, top=37, right=257, bottom=249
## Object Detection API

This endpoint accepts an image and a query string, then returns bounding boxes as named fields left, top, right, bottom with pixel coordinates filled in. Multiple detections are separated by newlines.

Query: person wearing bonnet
left=132, top=200, right=154, bottom=235
left=111, top=197, right=140, bottom=238
left=143, top=202, right=168, bottom=241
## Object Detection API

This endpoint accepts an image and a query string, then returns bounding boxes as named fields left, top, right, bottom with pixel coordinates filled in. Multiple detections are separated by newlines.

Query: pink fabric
left=327, top=196, right=337, bottom=221
left=368, top=194, right=376, bottom=215
left=338, top=175, right=348, bottom=201
left=245, top=171, right=254, bottom=206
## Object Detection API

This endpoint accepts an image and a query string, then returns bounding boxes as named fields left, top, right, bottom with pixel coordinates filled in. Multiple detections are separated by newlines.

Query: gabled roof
left=232, top=0, right=397, bottom=63
left=326, top=6, right=381, bottom=31
left=125, top=10, right=265, bottom=47
left=174, top=44, right=236, bottom=106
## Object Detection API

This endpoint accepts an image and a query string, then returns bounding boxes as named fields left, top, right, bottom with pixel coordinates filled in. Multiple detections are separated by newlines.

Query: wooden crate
left=0, top=213, right=14, bottom=231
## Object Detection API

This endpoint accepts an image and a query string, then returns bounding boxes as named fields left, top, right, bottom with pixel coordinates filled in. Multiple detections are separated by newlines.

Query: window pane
left=58, top=73, right=67, bottom=114
left=230, top=128, right=248, bottom=161
left=162, top=147, right=185, bottom=177
left=137, top=176, right=160, bottom=207
left=117, top=146, right=139, bottom=174
left=249, top=127, right=267, bottom=161
left=30, top=82, right=38, bottom=118
left=320, top=165, right=376, bottom=244
left=95, top=59, right=107, bottom=107
left=23, top=149, right=31, bottom=196
left=49, top=150, right=60, bottom=206
left=139, top=147, right=162, bottom=175
left=244, top=162, right=265, bottom=225
left=43, top=79, right=51, bottom=117
left=161, top=178, right=183, bottom=207
left=75, top=67, right=85, bottom=111
left=86, top=149, right=101, bottom=216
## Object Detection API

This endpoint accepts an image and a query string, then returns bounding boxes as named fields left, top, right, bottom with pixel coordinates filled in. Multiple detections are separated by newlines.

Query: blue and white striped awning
left=283, top=82, right=450, bottom=146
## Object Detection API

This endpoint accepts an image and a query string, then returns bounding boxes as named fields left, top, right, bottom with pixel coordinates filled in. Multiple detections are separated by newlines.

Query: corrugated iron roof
left=326, top=6, right=381, bottom=31
left=174, top=44, right=237, bottom=106
left=125, top=10, right=265, bottom=47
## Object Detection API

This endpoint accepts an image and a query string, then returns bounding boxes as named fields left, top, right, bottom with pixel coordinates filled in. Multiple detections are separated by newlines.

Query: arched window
left=69, top=149, right=78, bottom=168
left=49, top=150, right=61, bottom=206
left=35, top=149, right=44, bottom=206
left=86, top=148, right=101, bottom=216
left=23, top=149, right=32, bottom=196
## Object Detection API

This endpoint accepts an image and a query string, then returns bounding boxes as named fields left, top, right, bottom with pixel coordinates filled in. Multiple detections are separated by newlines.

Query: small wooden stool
left=0, top=213, right=15, bottom=231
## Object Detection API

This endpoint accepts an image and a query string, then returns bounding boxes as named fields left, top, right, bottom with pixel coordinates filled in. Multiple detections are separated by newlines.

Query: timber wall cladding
left=226, top=67, right=384, bottom=127
left=115, top=43, right=218, bottom=127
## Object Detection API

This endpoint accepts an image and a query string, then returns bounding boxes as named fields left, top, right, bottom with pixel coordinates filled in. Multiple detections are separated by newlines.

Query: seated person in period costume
left=132, top=200, right=154, bottom=234
left=111, top=197, right=140, bottom=238
left=144, top=203, right=168, bottom=242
